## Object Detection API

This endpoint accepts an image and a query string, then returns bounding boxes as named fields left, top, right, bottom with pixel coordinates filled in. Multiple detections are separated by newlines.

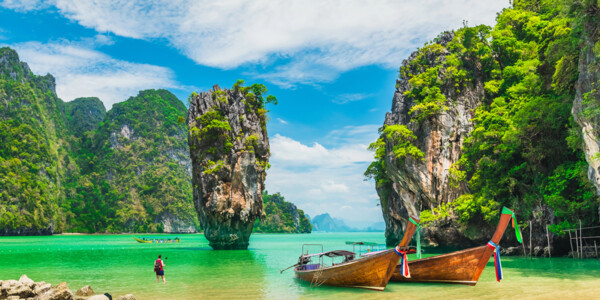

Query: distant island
left=311, top=213, right=384, bottom=232
left=253, top=192, right=311, bottom=233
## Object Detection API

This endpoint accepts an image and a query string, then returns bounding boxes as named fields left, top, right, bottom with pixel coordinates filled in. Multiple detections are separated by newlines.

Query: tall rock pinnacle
left=187, top=82, right=273, bottom=249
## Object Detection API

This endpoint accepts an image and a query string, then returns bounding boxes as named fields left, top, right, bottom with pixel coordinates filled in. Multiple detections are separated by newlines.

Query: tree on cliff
left=369, top=0, right=600, bottom=248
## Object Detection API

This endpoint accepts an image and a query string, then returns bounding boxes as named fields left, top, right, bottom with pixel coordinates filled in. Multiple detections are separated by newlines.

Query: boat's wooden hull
left=391, top=209, right=514, bottom=286
left=391, top=245, right=490, bottom=285
left=294, top=249, right=400, bottom=291
left=294, top=215, right=420, bottom=291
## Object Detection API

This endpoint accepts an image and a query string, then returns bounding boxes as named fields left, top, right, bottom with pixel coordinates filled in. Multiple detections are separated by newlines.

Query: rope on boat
left=409, top=217, right=422, bottom=259
left=394, top=246, right=411, bottom=278
left=310, top=268, right=325, bottom=288
left=487, top=241, right=503, bottom=282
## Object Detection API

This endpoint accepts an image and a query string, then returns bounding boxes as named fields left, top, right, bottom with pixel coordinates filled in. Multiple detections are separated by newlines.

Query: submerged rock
left=187, top=83, right=272, bottom=249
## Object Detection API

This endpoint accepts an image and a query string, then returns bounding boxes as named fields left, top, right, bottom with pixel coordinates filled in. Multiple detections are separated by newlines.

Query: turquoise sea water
left=1, top=232, right=599, bottom=299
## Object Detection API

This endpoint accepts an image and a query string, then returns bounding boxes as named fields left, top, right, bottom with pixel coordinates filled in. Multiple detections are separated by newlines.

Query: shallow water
left=0, top=232, right=599, bottom=299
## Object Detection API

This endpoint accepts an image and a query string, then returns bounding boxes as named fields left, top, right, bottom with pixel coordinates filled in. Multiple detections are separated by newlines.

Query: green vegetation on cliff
left=0, top=47, right=198, bottom=234
left=372, top=0, right=600, bottom=235
left=451, top=0, right=598, bottom=233
left=365, top=124, right=424, bottom=209
left=0, top=47, right=67, bottom=233
left=66, top=89, right=198, bottom=233
left=64, top=97, right=106, bottom=136
left=253, top=191, right=311, bottom=233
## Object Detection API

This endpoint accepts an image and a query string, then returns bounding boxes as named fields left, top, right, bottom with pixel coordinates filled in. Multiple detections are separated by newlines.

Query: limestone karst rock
left=187, top=82, right=272, bottom=249
left=374, top=32, right=485, bottom=246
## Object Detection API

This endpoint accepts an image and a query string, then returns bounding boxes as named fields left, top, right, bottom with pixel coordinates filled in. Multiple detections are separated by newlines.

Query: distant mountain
left=310, top=213, right=385, bottom=232
left=311, top=213, right=352, bottom=232
left=363, top=221, right=385, bottom=232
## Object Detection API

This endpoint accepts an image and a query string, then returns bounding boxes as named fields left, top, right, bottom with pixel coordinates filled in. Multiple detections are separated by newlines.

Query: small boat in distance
left=133, top=237, right=181, bottom=244
left=286, top=216, right=420, bottom=291
left=390, top=207, right=522, bottom=285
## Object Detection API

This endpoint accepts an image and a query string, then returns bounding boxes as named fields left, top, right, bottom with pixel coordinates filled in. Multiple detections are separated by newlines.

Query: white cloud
left=324, top=124, right=380, bottom=147
left=265, top=125, right=383, bottom=229
left=269, top=134, right=372, bottom=167
left=0, top=0, right=50, bottom=12
left=332, top=93, right=373, bottom=104
left=10, top=40, right=180, bottom=108
left=276, top=118, right=287, bottom=125
left=2, top=0, right=511, bottom=87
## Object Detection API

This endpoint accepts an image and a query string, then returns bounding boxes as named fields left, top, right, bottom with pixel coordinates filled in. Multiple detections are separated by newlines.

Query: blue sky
left=0, top=0, right=509, bottom=228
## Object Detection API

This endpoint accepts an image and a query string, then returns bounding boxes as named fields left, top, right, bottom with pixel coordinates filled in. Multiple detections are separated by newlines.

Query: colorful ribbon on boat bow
left=502, top=207, right=522, bottom=243
left=394, top=246, right=411, bottom=278
left=409, top=217, right=421, bottom=259
left=487, top=241, right=503, bottom=282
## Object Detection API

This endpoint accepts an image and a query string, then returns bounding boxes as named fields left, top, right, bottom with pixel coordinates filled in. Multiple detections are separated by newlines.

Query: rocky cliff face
left=187, top=83, right=271, bottom=249
left=572, top=6, right=600, bottom=199
left=376, top=2, right=600, bottom=254
left=0, top=47, right=199, bottom=235
left=0, top=47, right=67, bottom=235
left=79, top=89, right=198, bottom=233
left=377, top=32, right=485, bottom=246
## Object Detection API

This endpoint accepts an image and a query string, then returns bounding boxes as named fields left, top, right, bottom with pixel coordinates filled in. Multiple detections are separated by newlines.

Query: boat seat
left=302, top=264, right=320, bottom=270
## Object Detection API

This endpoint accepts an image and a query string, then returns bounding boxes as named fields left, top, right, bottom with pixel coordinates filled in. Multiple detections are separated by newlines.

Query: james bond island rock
left=187, top=81, right=277, bottom=249
left=369, top=0, right=600, bottom=252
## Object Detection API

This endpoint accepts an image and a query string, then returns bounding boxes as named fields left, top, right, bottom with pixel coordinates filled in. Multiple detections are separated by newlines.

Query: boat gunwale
left=405, top=245, right=487, bottom=264
left=293, top=248, right=395, bottom=274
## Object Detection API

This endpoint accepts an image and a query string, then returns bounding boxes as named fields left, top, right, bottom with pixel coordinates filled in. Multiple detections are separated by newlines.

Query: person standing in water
left=154, top=254, right=166, bottom=284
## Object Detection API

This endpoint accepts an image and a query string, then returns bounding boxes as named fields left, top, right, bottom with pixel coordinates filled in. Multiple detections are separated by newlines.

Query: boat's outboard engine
left=298, top=255, right=310, bottom=266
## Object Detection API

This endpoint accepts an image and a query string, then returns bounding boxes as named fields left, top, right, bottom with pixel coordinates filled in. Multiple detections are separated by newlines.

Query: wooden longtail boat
left=291, top=216, right=420, bottom=291
left=391, top=207, right=521, bottom=285
left=133, top=237, right=181, bottom=244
